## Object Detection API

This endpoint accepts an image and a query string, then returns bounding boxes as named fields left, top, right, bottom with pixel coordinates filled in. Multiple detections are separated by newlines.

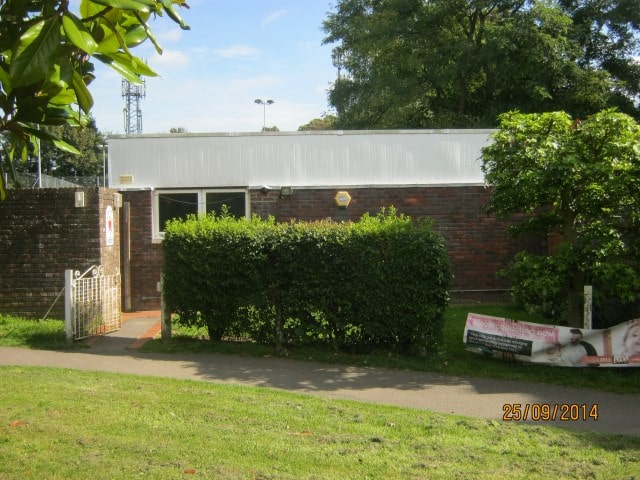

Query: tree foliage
left=0, top=0, right=190, bottom=199
left=36, top=120, right=106, bottom=178
left=323, top=0, right=640, bottom=129
left=482, top=109, right=640, bottom=327
left=298, top=114, right=338, bottom=131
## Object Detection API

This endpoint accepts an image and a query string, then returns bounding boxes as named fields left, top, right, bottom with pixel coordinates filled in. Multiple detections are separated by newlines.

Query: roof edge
left=108, top=128, right=496, bottom=140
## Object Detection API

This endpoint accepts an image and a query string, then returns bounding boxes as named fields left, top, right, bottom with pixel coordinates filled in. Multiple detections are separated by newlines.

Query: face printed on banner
left=569, top=330, right=583, bottom=344
left=544, top=343, right=562, bottom=362
left=623, top=323, right=640, bottom=356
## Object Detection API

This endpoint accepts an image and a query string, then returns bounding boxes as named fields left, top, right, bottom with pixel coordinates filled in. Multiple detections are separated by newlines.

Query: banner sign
left=463, top=313, right=640, bottom=367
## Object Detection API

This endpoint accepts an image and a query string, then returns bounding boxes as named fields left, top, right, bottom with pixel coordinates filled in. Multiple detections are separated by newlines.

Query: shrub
left=162, top=208, right=451, bottom=355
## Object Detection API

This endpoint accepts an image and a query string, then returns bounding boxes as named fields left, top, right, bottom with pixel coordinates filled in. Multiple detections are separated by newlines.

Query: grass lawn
left=1, top=366, right=639, bottom=479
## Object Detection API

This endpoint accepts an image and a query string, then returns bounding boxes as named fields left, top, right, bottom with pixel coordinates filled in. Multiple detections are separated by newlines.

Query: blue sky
left=90, top=1, right=338, bottom=134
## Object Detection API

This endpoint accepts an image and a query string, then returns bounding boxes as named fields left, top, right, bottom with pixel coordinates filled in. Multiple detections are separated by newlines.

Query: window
left=153, top=189, right=248, bottom=239
left=158, top=192, right=198, bottom=232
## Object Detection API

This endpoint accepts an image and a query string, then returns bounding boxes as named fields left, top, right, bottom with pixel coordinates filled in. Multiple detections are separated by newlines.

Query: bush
left=505, top=250, right=640, bottom=328
left=162, top=213, right=267, bottom=340
left=162, top=208, right=451, bottom=355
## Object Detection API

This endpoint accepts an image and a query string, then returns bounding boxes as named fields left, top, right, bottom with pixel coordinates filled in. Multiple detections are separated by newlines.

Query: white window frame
left=152, top=188, right=250, bottom=241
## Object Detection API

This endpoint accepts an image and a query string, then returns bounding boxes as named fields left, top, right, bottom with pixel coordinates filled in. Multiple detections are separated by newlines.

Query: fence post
left=64, top=269, right=73, bottom=343
left=583, top=285, right=593, bottom=330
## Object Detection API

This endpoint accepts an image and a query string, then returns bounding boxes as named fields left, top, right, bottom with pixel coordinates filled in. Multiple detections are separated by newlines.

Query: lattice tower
left=121, top=78, right=146, bottom=134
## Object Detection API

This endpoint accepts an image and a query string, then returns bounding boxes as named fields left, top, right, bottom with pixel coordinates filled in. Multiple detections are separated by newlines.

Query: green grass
left=1, top=366, right=639, bottom=479
left=0, top=316, right=87, bottom=350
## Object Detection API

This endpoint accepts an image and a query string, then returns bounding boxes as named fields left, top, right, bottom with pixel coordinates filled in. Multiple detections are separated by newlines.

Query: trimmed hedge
left=162, top=208, right=451, bottom=355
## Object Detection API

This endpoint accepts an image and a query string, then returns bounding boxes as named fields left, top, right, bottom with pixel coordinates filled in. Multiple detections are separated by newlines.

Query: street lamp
left=254, top=98, right=274, bottom=131
left=98, top=144, right=107, bottom=187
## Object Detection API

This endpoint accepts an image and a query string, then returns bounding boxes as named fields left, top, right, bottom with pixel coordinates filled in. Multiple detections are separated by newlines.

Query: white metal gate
left=64, top=265, right=121, bottom=342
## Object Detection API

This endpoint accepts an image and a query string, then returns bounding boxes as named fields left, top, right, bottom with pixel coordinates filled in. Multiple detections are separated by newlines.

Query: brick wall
left=0, top=188, right=120, bottom=318
left=121, top=186, right=544, bottom=311
left=251, top=186, right=544, bottom=300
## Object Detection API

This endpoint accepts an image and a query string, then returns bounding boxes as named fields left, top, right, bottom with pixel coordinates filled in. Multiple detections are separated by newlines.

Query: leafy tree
left=0, top=0, right=190, bottom=199
left=482, top=109, right=640, bottom=327
left=323, top=0, right=640, bottom=129
left=169, top=126, right=188, bottom=133
left=262, top=126, right=280, bottom=132
left=298, top=114, right=338, bottom=131
left=34, top=120, right=106, bottom=177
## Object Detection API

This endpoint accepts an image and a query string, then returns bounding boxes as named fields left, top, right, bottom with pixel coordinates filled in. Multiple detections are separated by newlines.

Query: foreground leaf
left=10, top=18, right=62, bottom=87
left=62, top=13, right=99, bottom=55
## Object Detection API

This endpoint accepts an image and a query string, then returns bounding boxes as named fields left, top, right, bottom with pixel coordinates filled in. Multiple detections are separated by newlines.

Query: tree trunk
left=562, top=192, right=583, bottom=327
left=566, top=269, right=584, bottom=328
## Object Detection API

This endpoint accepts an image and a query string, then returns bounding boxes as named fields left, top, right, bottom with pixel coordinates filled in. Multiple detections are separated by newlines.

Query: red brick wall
left=121, top=186, right=544, bottom=311
left=251, top=186, right=543, bottom=299
left=0, top=188, right=120, bottom=318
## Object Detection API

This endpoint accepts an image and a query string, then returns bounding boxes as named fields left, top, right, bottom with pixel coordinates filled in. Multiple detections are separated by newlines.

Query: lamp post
left=254, top=98, right=274, bottom=131
left=98, top=144, right=107, bottom=187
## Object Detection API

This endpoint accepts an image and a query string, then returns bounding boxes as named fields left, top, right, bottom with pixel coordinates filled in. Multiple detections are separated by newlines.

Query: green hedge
left=162, top=208, right=451, bottom=355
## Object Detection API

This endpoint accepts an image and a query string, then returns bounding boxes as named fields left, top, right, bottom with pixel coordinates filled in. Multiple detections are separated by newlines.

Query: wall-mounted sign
left=105, top=205, right=114, bottom=246
left=334, top=191, right=351, bottom=208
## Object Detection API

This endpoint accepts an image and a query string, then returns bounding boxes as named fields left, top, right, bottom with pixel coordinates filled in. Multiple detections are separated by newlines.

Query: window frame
left=152, top=188, right=250, bottom=240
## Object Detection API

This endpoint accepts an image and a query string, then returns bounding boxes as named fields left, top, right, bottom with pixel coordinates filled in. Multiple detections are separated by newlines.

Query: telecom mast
left=121, top=78, right=145, bottom=134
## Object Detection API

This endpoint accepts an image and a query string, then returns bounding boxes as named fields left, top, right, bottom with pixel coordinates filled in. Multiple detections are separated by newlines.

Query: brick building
left=109, top=129, right=544, bottom=312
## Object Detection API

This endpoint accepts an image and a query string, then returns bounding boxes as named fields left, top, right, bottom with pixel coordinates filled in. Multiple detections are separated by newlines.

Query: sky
left=89, top=1, right=338, bottom=135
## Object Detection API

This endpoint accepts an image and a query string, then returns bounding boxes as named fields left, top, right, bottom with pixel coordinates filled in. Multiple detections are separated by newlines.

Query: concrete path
left=1, top=312, right=638, bottom=437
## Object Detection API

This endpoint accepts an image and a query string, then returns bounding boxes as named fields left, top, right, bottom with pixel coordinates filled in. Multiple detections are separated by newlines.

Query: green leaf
left=10, top=18, right=62, bottom=87
left=23, top=126, right=81, bottom=154
left=71, top=70, right=94, bottom=113
left=89, top=0, right=155, bottom=11
left=79, top=0, right=105, bottom=19
left=94, top=52, right=157, bottom=83
left=0, top=64, right=12, bottom=93
left=94, top=23, right=123, bottom=54
left=160, top=0, right=190, bottom=30
left=62, top=13, right=99, bottom=55
left=132, top=11, right=163, bottom=54
left=52, top=137, right=82, bottom=154
left=123, top=25, right=148, bottom=48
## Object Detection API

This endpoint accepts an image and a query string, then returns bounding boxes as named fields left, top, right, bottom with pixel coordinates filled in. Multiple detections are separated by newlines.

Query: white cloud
left=262, top=9, right=286, bottom=29
left=150, top=50, right=190, bottom=70
left=214, top=45, right=260, bottom=59
left=159, top=28, right=184, bottom=43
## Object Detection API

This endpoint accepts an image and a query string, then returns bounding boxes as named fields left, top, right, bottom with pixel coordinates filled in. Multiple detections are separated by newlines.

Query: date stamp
left=502, top=403, right=599, bottom=422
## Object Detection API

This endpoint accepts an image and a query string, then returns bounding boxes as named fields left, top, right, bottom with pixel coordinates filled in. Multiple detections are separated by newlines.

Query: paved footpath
left=1, top=313, right=638, bottom=437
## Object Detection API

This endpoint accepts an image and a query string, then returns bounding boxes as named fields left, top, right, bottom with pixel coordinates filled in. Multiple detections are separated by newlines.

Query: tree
left=0, top=0, right=190, bottom=199
left=298, top=114, right=338, bottom=131
left=34, top=120, right=106, bottom=178
left=481, top=109, right=640, bottom=327
left=322, top=0, right=640, bottom=129
left=169, top=126, right=188, bottom=133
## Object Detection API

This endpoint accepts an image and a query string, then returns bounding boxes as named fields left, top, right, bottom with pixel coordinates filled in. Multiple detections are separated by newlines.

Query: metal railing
left=64, top=265, right=121, bottom=342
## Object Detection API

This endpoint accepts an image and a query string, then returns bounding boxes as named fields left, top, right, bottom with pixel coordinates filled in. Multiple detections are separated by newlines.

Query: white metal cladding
left=108, top=130, right=493, bottom=190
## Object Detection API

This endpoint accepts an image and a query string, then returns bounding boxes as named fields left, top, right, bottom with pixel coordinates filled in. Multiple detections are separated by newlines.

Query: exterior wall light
left=280, top=186, right=293, bottom=198
left=75, top=191, right=85, bottom=208
left=334, top=191, right=351, bottom=208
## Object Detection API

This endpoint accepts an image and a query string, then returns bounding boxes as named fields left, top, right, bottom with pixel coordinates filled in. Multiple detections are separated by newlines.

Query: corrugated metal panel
left=108, top=130, right=492, bottom=190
